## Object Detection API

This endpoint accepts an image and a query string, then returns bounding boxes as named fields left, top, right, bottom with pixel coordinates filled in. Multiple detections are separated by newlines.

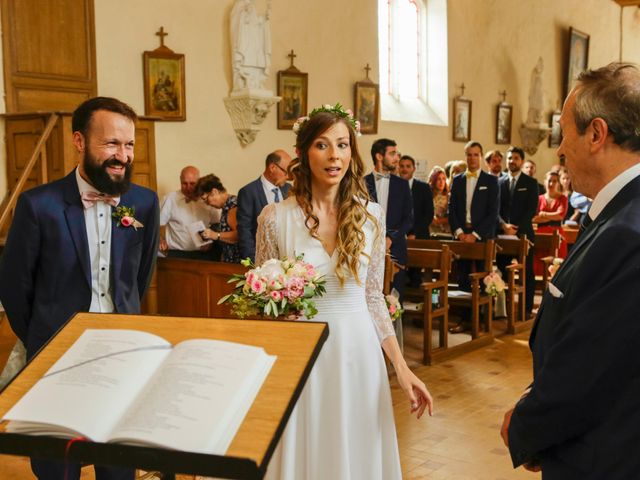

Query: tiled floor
left=0, top=314, right=538, bottom=479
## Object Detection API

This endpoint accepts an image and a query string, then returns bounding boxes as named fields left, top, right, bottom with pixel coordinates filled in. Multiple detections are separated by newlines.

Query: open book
left=3, top=329, right=275, bottom=455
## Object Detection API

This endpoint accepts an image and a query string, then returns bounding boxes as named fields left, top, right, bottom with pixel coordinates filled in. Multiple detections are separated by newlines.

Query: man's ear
left=589, top=117, right=609, bottom=152
left=72, top=131, right=85, bottom=153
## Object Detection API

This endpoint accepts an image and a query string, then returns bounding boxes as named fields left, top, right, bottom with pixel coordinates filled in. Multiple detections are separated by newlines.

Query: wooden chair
left=495, top=236, right=531, bottom=333
left=405, top=245, right=450, bottom=365
left=383, top=253, right=402, bottom=296
left=407, top=239, right=496, bottom=341
left=532, top=230, right=560, bottom=293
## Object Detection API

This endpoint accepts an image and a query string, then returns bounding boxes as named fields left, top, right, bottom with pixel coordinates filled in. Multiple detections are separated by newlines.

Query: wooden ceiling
left=615, top=0, right=640, bottom=6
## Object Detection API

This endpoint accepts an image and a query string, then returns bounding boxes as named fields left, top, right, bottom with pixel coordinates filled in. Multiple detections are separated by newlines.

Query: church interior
left=1, top=0, right=640, bottom=478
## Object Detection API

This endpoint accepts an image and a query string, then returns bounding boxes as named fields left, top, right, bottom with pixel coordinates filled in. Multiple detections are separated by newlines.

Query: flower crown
left=292, top=103, right=361, bottom=136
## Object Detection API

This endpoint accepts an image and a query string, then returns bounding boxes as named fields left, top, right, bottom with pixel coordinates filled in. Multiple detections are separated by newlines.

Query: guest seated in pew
left=559, top=167, right=581, bottom=225
left=532, top=171, right=568, bottom=275
left=428, top=166, right=452, bottom=238
left=196, top=174, right=240, bottom=263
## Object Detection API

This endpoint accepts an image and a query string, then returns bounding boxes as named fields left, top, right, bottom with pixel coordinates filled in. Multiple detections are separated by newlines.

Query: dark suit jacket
left=0, top=170, right=159, bottom=357
left=409, top=178, right=434, bottom=239
left=498, top=173, right=538, bottom=239
left=508, top=174, right=640, bottom=479
left=448, top=170, right=499, bottom=240
left=237, top=177, right=291, bottom=261
left=364, top=173, right=413, bottom=264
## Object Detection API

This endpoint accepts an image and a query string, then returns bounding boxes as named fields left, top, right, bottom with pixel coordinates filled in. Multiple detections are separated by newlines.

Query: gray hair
left=574, top=62, right=640, bottom=152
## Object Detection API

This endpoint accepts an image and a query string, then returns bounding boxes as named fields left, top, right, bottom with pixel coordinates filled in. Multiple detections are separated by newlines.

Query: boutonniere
left=112, top=205, right=144, bottom=230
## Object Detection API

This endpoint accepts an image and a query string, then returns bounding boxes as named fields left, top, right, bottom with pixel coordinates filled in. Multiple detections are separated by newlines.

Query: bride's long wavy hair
left=289, top=111, right=378, bottom=286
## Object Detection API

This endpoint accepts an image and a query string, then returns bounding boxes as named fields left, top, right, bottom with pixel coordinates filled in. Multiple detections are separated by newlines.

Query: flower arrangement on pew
left=548, top=257, right=564, bottom=279
left=483, top=268, right=506, bottom=297
left=385, top=289, right=404, bottom=322
left=218, top=256, right=326, bottom=319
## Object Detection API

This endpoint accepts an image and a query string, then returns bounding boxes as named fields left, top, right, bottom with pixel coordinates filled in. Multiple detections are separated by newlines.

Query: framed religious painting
left=495, top=103, right=512, bottom=145
left=277, top=68, right=308, bottom=129
left=549, top=110, right=562, bottom=148
left=354, top=81, right=379, bottom=135
left=452, top=97, right=472, bottom=142
left=143, top=47, right=186, bottom=121
left=566, top=27, right=589, bottom=97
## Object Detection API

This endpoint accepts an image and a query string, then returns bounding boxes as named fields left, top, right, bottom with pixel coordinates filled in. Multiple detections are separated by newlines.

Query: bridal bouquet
left=385, top=289, right=403, bottom=321
left=218, top=256, right=326, bottom=319
left=483, top=268, right=506, bottom=297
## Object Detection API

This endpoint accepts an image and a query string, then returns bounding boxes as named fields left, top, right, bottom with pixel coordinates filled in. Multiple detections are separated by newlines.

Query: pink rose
left=389, top=304, right=397, bottom=315
left=121, top=216, right=134, bottom=227
left=251, top=279, right=266, bottom=294
left=270, top=290, right=283, bottom=302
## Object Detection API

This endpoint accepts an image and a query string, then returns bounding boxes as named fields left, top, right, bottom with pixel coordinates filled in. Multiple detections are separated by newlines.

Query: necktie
left=374, top=172, right=390, bottom=181
left=466, top=170, right=478, bottom=179
left=81, top=191, right=120, bottom=209
left=509, top=177, right=516, bottom=196
left=272, top=187, right=280, bottom=203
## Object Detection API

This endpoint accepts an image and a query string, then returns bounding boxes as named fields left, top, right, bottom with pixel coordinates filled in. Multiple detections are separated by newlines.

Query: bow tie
left=466, top=170, right=478, bottom=179
left=81, top=191, right=120, bottom=209
left=374, top=172, right=390, bottom=180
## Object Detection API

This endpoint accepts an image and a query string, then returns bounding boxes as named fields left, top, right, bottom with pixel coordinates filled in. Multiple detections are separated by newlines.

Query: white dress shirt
left=465, top=172, right=479, bottom=224
left=76, top=168, right=115, bottom=313
left=260, top=175, right=281, bottom=204
left=160, top=191, right=220, bottom=250
left=374, top=173, right=390, bottom=214
left=588, top=163, right=640, bottom=221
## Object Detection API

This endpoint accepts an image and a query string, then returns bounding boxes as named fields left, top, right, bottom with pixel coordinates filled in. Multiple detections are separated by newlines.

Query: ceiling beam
left=614, top=0, right=640, bottom=6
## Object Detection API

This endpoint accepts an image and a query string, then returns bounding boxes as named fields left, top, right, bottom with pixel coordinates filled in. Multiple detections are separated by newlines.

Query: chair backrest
left=383, top=253, right=401, bottom=295
left=534, top=230, right=560, bottom=256
left=495, top=235, right=530, bottom=264
left=406, top=245, right=451, bottom=273
left=407, top=238, right=496, bottom=265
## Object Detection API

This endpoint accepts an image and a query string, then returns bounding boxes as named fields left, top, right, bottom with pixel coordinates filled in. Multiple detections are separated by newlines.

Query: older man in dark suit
left=497, top=146, right=539, bottom=316
left=237, top=150, right=291, bottom=261
left=0, top=97, right=159, bottom=480
left=448, top=140, right=499, bottom=291
left=501, top=62, right=640, bottom=479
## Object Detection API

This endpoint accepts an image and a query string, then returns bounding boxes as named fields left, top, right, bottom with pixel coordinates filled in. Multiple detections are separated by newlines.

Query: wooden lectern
left=0, top=312, right=329, bottom=479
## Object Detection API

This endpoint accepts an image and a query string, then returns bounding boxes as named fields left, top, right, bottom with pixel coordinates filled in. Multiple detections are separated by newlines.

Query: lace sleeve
left=255, top=203, right=280, bottom=265
left=365, top=204, right=396, bottom=343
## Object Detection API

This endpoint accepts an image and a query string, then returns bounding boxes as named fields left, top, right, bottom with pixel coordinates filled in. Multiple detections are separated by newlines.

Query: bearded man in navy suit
left=0, top=97, right=159, bottom=480
left=501, top=62, right=640, bottom=479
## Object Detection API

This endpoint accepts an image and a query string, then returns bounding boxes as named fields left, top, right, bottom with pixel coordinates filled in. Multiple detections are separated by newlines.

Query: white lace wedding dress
left=257, top=197, right=401, bottom=480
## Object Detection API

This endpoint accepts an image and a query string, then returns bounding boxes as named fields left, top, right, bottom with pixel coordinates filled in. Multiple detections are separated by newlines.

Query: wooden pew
left=405, top=246, right=451, bottom=365
left=407, top=239, right=495, bottom=349
left=495, top=236, right=532, bottom=334
left=533, top=230, right=561, bottom=294
left=156, top=257, right=247, bottom=318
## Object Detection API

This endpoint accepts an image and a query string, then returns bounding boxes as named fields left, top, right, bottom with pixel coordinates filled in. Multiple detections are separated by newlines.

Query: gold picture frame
left=277, top=68, right=308, bottom=129
left=453, top=97, right=472, bottom=142
left=143, top=47, right=186, bottom=121
left=354, top=81, right=379, bottom=135
left=495, top=103, right=512, bottom=145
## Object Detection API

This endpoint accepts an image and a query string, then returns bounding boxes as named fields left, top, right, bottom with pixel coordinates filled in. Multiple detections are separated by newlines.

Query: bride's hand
left=395, top=364, right=433, bottom=419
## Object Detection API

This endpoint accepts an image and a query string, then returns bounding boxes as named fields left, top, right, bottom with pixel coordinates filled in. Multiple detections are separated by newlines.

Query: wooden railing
left=0, top=113, right=59, bottom=234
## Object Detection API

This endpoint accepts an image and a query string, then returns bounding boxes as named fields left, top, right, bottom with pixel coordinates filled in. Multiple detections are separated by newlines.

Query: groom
left=0, top=96, right=159, bottom=480
left=501, top=62, right=640, bottom=478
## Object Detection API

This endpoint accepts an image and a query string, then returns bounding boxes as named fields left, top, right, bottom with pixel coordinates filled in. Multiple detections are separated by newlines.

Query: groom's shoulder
left=126, top=182, right=158, bottom=205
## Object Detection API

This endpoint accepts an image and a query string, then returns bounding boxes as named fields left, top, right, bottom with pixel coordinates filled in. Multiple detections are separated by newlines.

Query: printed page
left=3, top=329, right=171, bottom=441
left=187, top=220, right=213, bottom=248
left=109, top=339, right=275, bottom=455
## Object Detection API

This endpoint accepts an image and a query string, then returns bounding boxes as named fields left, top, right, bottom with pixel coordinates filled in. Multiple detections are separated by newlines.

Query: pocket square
left=517, top=187, right=527, bottom=191
left=478, top=186, right=488, bottom=190
left=548, top=282, right=564, bottom=298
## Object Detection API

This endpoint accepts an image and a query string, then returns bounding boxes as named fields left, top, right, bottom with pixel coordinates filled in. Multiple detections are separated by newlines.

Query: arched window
left=378, top=0, right=448, bottom=125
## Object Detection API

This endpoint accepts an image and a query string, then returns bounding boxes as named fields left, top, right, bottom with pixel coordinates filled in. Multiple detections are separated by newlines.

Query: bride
left=257, top=104, right=433, bottom=479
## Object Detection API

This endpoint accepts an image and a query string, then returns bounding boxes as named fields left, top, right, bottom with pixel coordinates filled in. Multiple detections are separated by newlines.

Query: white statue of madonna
left=230, top=0, right=272, bottom=93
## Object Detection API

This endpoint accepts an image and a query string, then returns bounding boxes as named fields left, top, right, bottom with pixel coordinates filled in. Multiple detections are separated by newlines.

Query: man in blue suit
left=448, top=140, right=499, bottom=291
left=0, top=97, right=159, bottom=480
left=496, top=146, right=539, bottom=316
left=502, top=62, right=640, bottom=479
left=398, top=154, right=434, bottom=240
left=237, top=150, right=291, bottom=261
left=364, top=138, right=413, bottom=294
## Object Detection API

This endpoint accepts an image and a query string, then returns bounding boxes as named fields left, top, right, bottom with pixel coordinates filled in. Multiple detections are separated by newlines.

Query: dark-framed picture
left=354, top=81, right=379, bottom=135
left=277, top=68, right=308, bottom=129
left=549, top=110, right=562, bottom=148
left=566, top=27, right=590, bottom=97
left=143, top=48, right=186, bottom=121
left=495, top=103, right=512, bottom=145
left=453, top=97, right=471, bottom=142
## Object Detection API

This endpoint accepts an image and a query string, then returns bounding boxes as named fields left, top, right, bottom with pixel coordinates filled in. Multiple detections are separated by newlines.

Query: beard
left=83, top=152, right=133, bottom=195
